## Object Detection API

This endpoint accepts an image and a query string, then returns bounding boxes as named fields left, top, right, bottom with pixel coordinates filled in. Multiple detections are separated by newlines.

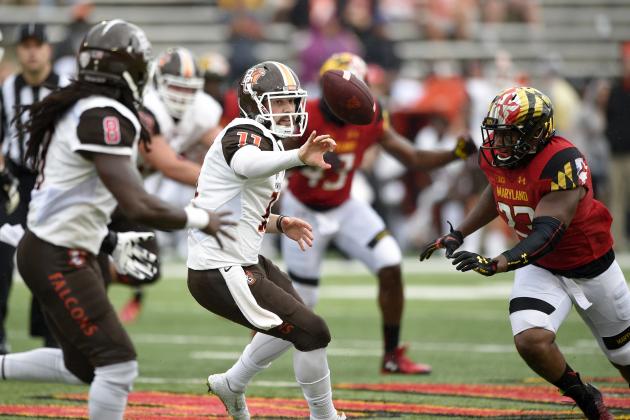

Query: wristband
left=184, top=206, right=210, bottom=229
left=100, top=231, right=118, bottom=254
left=276, top=215, right=286, bottom=233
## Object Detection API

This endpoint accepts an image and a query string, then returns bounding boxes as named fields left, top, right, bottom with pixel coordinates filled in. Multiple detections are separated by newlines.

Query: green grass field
left=0, top=259, right=629, bottom=419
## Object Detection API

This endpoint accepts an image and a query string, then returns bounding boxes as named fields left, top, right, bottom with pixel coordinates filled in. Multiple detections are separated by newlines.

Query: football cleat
left=381, top=345, right=432, bottom=375
left=207, top=373, right=250, bottom=420
left=119, top=292, right=143, bottom=324
left=310, top=411, right=346, bottom=420
left=564, top=383, right=614, bottom=420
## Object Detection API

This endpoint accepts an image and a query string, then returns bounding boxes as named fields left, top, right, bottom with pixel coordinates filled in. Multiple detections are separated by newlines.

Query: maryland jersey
left=479, top=136, right=613, bottom=270
left=27, top=96, right=140, bottom=254
left=287, top=99, right=385, bottom=209
left=141, top=87, right=222, bottom=155
left=187, top=118, right=284, bottom=269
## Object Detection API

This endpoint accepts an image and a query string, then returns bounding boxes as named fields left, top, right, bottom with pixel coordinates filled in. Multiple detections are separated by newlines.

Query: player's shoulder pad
left=221, top=122, right=274, bottom=166
left=539, top=146, right=586, bottom=191
left=138, top=106, right=161, bottom=136
left=77, top=106, right=136, bottom=148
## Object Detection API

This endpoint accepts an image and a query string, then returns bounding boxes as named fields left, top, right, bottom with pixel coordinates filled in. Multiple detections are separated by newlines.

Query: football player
left=0, top=20, right=233, bottom=420
left=188, top=61, right=345, bottom=420
left=114, top=47, right=223, bottom=323
left=280, top=52, right=476, bottom=374
left=420, top=86, right=628, bottom=420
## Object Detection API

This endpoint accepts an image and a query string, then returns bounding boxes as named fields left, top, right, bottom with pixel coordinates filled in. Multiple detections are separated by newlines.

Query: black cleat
left=564, top=383, right=614, bottom=420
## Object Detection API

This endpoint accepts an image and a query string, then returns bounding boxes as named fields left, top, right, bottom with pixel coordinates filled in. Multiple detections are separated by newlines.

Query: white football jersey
left=28, top=95, right=140, bottom=254
left=187, top=118, right=284, bottom=269
left=142, top=87, right=222, bottom=154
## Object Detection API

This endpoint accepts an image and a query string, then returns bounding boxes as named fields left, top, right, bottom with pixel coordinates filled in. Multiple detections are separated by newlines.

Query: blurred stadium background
left=1, top=0, right=630, bottom=419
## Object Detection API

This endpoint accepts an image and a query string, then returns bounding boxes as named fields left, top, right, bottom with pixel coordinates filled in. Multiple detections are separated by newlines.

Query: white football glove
left=111, top=231, right=158, bottom=282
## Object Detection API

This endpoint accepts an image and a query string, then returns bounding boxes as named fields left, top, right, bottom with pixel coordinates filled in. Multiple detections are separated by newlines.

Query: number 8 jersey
left=479, top=135, right=613, bottom=271
left=188, top=118, right=285, bottom=269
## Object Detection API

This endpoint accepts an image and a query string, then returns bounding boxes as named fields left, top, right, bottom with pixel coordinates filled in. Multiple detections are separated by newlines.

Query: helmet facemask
left=254, top=90, right=307, bottom=138
left=156, top=71, right=203, bottom=119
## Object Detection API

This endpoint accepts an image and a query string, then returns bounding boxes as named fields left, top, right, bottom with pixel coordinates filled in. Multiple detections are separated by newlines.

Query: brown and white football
left=321, top=69, right=375, bottom=125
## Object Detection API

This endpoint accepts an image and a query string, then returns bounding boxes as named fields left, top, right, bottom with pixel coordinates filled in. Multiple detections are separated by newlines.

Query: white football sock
left=292, top=282, right=319, bottom=309
left=294, top=348, right=337, bottom=420
left=88, top=360, right=138, bottom=420
left=1, top=348, right=84, bottom=384
left=225, top=333, right=292, bottom=392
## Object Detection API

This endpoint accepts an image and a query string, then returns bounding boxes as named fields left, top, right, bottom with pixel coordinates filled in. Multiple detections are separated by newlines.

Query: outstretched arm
left=419, top=184, right=497, bottom=261
left=455, top=184, right=499, bottom=237
left=139, top=135, right=201, bottom=186
left=380, top=127, right=476, bottom=170
left=451, top=187, right=583, bottom=276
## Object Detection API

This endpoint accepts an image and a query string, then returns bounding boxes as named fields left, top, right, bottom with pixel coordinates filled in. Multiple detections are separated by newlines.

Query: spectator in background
left=339, top=0, right=401, bottom=71
left=420, top=0, right=476, bottom=40
left=604, top=42, right=630, bottom=251
left=538, top=54, right=581, bottom=141
left=53, top=0, right=94, bottom=79
left=297, top=0, right=362, bottom=91
left=574, top=79, right=611, bottom=203
left=221, top=1, right=264, bottom=84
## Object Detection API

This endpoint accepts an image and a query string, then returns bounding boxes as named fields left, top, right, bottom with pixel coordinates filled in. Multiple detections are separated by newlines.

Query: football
left=321, top=69, right=375, bottom=125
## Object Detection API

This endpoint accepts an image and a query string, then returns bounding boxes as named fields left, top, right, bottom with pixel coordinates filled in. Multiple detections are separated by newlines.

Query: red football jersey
left=479, top=136, right=613, bottom=270
left=287, top=99, right=386, bottom=208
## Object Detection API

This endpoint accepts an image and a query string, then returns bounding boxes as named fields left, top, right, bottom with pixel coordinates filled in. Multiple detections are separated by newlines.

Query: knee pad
left=94, top=360, right=138, bottom=392
left=294, top=315, right=331, bottom=352
left=372, top=235, right=402, bottom=273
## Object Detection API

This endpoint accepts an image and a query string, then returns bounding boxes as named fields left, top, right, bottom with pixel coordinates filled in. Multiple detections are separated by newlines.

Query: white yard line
left=135, top=376, right=297, bottom=387
left=161, top=254, right=630, bottom=278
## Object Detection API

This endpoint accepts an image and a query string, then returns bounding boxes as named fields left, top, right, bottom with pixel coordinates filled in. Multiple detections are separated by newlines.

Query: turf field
left=0, top=257, right=629, bottom=419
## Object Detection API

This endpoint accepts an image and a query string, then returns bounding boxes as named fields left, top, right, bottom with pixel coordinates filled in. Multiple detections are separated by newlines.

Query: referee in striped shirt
left=0, top=23, right=68, bottom=354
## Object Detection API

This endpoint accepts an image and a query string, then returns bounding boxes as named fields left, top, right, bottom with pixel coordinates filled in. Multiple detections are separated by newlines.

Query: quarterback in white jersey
left=0, top=21, right=233, bottom=420
left=187, top=61, right=346, bottom=420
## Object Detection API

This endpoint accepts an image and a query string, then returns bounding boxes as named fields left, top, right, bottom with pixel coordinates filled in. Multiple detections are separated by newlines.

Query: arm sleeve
left=74, top=107, right=136, bottom=156
left=501, top=216, right=566, bottom=271
left=231, top=145, right=303, bottom=178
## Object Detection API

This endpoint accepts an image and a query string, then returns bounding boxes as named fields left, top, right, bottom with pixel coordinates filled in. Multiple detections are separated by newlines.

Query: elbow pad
left=501, top=216, right=566, bottom=271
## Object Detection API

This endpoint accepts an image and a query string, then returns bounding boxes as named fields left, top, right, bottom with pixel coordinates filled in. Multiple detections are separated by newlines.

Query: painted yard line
left=127, top=333, right=599, bottom=355
left=320, top=283, right=513, bottom=300
left=135, top=376, right=297, bottom=387
left=161, top=253, right=630, bottom=278
left=188, top=341, right=600, bottom=358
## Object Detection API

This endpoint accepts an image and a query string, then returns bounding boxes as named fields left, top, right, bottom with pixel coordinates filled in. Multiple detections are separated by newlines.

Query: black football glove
left=451, top=251, right=498, bottom=276
left=419, top=221, right=464, bottom=261
left=0, top=167, right=19, bottom=215
left=453, top=135, right=477, bottom=160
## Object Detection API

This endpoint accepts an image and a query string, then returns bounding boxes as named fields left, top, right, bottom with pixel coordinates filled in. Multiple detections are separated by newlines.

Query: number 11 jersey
left=188, top=118, right=284, bottom=269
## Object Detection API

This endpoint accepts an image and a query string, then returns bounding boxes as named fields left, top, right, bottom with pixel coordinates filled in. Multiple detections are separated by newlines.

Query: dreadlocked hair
left=15, top=80, right=151, bottom=169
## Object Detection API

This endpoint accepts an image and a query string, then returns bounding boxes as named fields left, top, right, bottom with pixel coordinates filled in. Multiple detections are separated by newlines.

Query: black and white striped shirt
left=0, top=71, right=68, bottom=169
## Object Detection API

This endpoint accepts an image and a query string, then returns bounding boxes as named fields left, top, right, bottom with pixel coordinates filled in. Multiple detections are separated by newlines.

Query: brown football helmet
left=238, top=61, right=307, bottom=138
